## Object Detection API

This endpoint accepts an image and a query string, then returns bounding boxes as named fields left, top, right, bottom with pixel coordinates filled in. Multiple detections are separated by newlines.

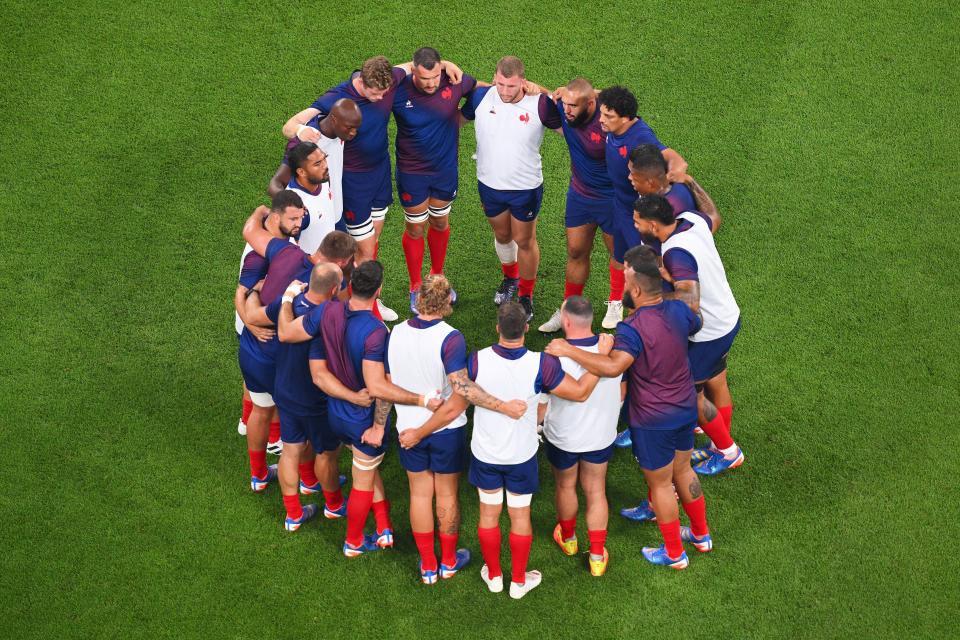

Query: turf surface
left=2, top=0, right=958, bottom=637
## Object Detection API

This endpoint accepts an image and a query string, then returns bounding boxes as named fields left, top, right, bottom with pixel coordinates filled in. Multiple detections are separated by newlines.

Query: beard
left=567, top=109, right=590, bottom=128
left=622, top=290, right=636, bottom=312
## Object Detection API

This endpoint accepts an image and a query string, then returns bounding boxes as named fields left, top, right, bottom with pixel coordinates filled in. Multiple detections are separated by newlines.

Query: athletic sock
left=699, top=413, right=734, bottom=450
left=248, top=449, right=267, bottom=479
left=372, top=499, right=392, bottom=533
left=519, top=277, right=536, bottom=298
left=413, top=530, right=438, bottom=572
left=719, top=443, right=741, bottom=460
left=609, top=264, right=625, bottom=301
left=371, top=300, right=383, bottom=321
left=298, top=461, right=319, bottom=487
left=658, top=519, right=684, bottom=560
left=241, top=398, right=253, bottom=424
left=323, top=488, right=344, bottom=511
left=559, top=517, right=576, bottom=541
left=282, top=493, right=303, bottom=521
left=477, top=526, right=502, bottom=579
left=267, top=420, right=280, bottom=445
left=345, top=489, right=374, bottom=547
left=401, top=231, right=425, bottom=291
left=563, top=281, right=584, bottom=299
left=373, top=240, right=379, bottom=259
left=718, top=404, right=733, bottom=432
left=509, top=532, right=533, bottom=585
left=681, top=496, right=709, bottom=538
left=427, top=226, right=450, bottom=275
left=588, top=529, right=607, bottom=557
left=439, top=532, right=459, bottom=567
left=501, top=262, right=519, bottom=279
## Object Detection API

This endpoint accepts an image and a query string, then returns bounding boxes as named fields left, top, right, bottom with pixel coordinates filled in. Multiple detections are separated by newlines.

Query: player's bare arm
left=281, top=107, right=322, bottom=140
left=267, top=163, right=292, bottom=198
left=398, top=393, right=469, bottom=449
left=684, top=175, right=722, bottom=233
left=362, top=362, right=444, bottom=410
left=242, top=289, right=275, bottom=328
left=275, top=281, right=313, bottom=343
left=662, top=148, right=689, bottom=182
left=448, top=368, right=527, bottom=419
left=363, top=399, right=393, bottom=447
left=664, top=279, right=701, bottom=314
left=234, top=285, right=275, bottom=342
left=309, top=358, right=373, bottom=407
left=241, top=205, right=274, bottom=257
left=546, top=335, right=633, bottom=378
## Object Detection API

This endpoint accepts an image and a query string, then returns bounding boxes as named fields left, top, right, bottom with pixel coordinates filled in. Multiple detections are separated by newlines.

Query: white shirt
left=473, top=89, right=549, bottom=190
left=316, top=131, right=344, bottom=220
left=287, top=178, right=337, bottom=255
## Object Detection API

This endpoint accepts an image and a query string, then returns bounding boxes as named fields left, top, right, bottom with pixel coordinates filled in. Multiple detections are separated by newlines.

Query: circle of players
left=234, top=49, right=743, bottom=599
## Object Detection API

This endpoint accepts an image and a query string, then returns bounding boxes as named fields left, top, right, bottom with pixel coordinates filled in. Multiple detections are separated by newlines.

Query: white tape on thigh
left=404, top=209, right=429, bottom=224
left=494, top=239, right=518, bottom=264
left=506, top=492, right=532, bottom=508
left=370, top=206, right=388, bottom=222
left=249, top=391, right=275, bottom=408
left=353, top=453, right=384, bottom=471
left=478, top=488, right=504, bottom=505
left=346, top=218, right=375, bottom=241
left=428, top=204, right=451, bottom=218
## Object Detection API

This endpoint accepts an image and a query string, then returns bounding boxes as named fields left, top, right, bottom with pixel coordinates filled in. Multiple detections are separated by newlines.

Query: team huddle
left=232, top=49, right=744, bottom=598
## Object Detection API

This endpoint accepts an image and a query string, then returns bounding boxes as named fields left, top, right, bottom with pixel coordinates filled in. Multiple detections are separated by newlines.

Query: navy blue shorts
left=478, top=181, right=543, bottom=221
left=468, top=453, right=539, bottom=494
left=630, top=425, right=695, bottom=471
left=397, top=170, right=458, bottom=207
left=328, top=413, right=388, bottom=458
left=341, top=162, right=393, bottom=240
left=688, top=318, right=741, bottom=383
left=565, top=188, right=615, bottom=234
left=612, top=209, right=643, bottom=263
left=237, top=342, right=275, bottom=395
left=278, top=409, right=340, bottom=452
left=399, top=427, right=466, bottom=474
left=544, top=440, right=615, bottom=470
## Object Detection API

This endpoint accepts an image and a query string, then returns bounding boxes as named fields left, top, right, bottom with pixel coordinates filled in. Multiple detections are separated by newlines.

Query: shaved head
left=566, top=77, right=594, bottom=96
left=309, top=262, right=342, bottom=297
left=325, top=98, right=361, bottom=142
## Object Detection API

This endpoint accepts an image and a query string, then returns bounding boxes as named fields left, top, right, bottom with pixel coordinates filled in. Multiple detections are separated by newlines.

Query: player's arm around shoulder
left=683, top=174, right=722, bottom=233
left=447, top=368, right=527, bottom=419
left=545, top=334, right=630, bottom=378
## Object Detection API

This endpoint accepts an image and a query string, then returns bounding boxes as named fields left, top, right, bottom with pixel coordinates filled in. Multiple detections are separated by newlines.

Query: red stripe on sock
left=477, top=526, right=502, bottom=579
left=413, top=531, right=438, bottom=572
left=323, top=488, right=343, bottom=511
left=658, top=519, right=684, bottom=560
left=241, top=398, right=253, bottom=424
left=609, top=264, right=625, bottom=301
left=501, top=262, right=519, bottom=279
left=563, top=281, right=584, bottom=299
left=345, top=489, right=374, bottom=547
left=401, top=231, right=425, bottom=291
left=282, top=493, right=303, bottom=520
left=700, top=413, right=734, bottom=450
left=509, top=532, right=533, bottom=585
left=587, top=529, right=607, bottom=556
left=427, top=226, right=450, bottom=275
left=559, top=518, right=576, bottom=541
left=682, top=495, right=709, bottom=538
left=439, top=532, right=458, bottom=567
left=372, top=499, right=391, bottom=533
left=298, top=461, right=318, bottom=487
left=248, top=449, right=267, bottom=479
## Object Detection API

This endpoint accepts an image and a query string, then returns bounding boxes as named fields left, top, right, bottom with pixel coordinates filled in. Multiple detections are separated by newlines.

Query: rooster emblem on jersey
left=590, top=132, right=602, bottom=143
left=519, top=113, right=530, bottom=123
left=618, top=146, right=627, bottom=158
left=441, top=87, right=452, bottom=100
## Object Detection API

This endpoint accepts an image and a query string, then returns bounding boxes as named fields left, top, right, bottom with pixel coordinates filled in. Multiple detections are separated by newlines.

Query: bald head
left=309, top=262, right=343, bottom=299
left=325, top=98, right=361, bottom=142
left=566, top=77, right=594, bottom=97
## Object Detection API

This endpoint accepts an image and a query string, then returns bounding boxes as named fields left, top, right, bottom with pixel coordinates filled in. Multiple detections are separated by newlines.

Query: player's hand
left=597, top=333, right=615, bottom=355
left=361, top=424, right=385, bottom=447
left=522, top=80, right=543, bottom=96
left=659, top=262, right=675, bottom=285
left=254, top=205, right=271, bottom=222
left=352, top=388, right=373, bottom=407
left=666, top=161, right=690, bottom=183
left=545, top=339, right=571, bottom=357
left=442, top=60, right=463, bottom=84
left=297, top=126, right=321, bottom=143
left=500, top=399, right=528, bottom=420
left=247, top=324, right=276, bottom=342
left=551, top=86, right=568, bottom=102
left=398, top=428, right=422, bottom=449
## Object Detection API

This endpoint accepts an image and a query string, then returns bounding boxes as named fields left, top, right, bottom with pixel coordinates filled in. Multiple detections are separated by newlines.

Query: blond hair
left=416, top=274, right=453, bottom=317
left=360, top=56, right=393, bottom=90
left=495, top=55, right=525, bottom=79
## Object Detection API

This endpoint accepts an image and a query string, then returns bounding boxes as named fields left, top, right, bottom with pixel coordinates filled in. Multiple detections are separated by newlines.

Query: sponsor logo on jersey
left=405, top=100, right=413, bottom=109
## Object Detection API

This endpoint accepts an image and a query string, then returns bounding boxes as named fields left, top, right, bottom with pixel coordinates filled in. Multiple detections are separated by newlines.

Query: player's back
left=270, top=296, right=327, bottom=415
left=260, top=239, right=312, bottom=304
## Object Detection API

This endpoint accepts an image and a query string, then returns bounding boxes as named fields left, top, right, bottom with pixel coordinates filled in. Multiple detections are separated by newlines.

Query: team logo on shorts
left=401, top=192, right=412, bottom=202
left=441, top=87, right=453, bottom=100
left=519, top=113, right=530, bottom=124
left=344, top=210, right=355, bottom=221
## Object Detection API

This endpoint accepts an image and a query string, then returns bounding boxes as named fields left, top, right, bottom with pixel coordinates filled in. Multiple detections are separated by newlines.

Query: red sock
left=439, top=532, right=459, bottom=567
left=323, top=488, right=344, bottom=511
left=372, top=499, right=392, bottom=533
left=282, top=493, right=303, bottom=520
left=241, top=398, right=253, bottom=424
left=427, top=226, right=450, bottom=275
left=371, top=300, right=383, bottom=321
left=373, top=240, right=379, bottom=259
left=587, top=529, right=607, bottom=556
left=518, top=277, right=536, bottom=298
left=345, top=489, right=374, bottom=547
left=700, top=412, right=734, bottom=450
left=248, top=449, right=267, bottom=479
left=563, top=281, right=584, bottom=299
left=718, top=404, right=733, bottom=432
left=509, top=532, right=533, bottom=585
left=413, top=531, right=438, bottom=572
left=477, top=526, right=502, bottom=579
left=401, top=231, right=425, bottom=291
left=501, top=262, right=519, bottom=279
left=609, top=264, right=625, bottom=301
left=658, top=519, right=684, bottom=560
left=559, top=518, right=576, bottom=541
left=268, top=420, right=280, bottom=444
left=298, top=461, right=318, bottom=487
left=682, top=496, right=709, bottom=537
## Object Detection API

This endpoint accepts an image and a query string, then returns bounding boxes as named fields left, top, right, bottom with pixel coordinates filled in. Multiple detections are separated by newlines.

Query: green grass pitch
left=2, top=0, right=958, bottom=637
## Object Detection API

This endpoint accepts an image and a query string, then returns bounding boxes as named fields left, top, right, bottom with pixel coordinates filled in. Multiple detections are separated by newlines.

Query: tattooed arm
left=683, top=175, right=721, bottom=233
left=663, top=279, right=701, bottom=314
left=448, top=368, right=526, bottom=419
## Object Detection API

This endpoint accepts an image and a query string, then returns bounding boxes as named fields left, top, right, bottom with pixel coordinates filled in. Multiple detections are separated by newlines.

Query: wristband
left=295, top=124, right=308, bottom=138
left=420, top=390, right=441, bottom=407
left=282, top=295, right=294, bottom=305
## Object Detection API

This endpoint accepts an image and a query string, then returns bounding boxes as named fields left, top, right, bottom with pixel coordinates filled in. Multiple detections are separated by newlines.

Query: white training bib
left=471, top=347, right=542, bottom=465
left=316, top=132, right=344, bottom=220
left=474, top=90, right=547, bottom=190
left=287, top=179, right=338, bottom=255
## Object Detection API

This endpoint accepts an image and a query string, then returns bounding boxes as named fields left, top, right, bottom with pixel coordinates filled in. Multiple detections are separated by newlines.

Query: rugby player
left=547, top=246, right=714, bottom=570
left=389, top=274, right=527, bottom=584
left=598, top=86, right=688, bottom=327
left=309, top=261, right=444, bottom=557
left=284, top=142, right=335, bottom=255
left=461, top=56, right=562, bottom=322
left=538, top=296, right=623, bottom=576
left=392, top=47, right=478, bottom=313
left=470, top=302, right=607, bottom=598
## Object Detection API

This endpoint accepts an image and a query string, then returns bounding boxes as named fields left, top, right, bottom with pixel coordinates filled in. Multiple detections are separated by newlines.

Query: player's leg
left=703, top=369, right=733, bottom=427
left=579, top=457, right=611, bottom=575
left=371, top=467, right=393, bottom=546
left=693, top=389, right=744, bottom=476
left=487, top=210, right=519, bottom=305
left=634, top=428, right=688, bottom=568
left=426, top=197, right=453, bottom=280
left=470, top=454, right=505, bottom=592
left=539, top=222, right=596, bottom=333
left=547, top=441, right=579, bottom=555
left=401, top=201, right=430, bottom=310
left=408, top=469, right=439, bottom=581
left=602, top=229, right=624, bottom=329
left=435, top=471, right=468, bottom=577
left=673, top=444, right=712, bottom=552
left=369, top=164, right=397, bottom=320
left=239, top=384, right=252, bottom=436
left=510, top=217, right=539, bottom=321
left=267, top=406, right=282, bottom=456
left=246, top=396, right=275, bottom=491
left=505, top=455, right=541, bottom=598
